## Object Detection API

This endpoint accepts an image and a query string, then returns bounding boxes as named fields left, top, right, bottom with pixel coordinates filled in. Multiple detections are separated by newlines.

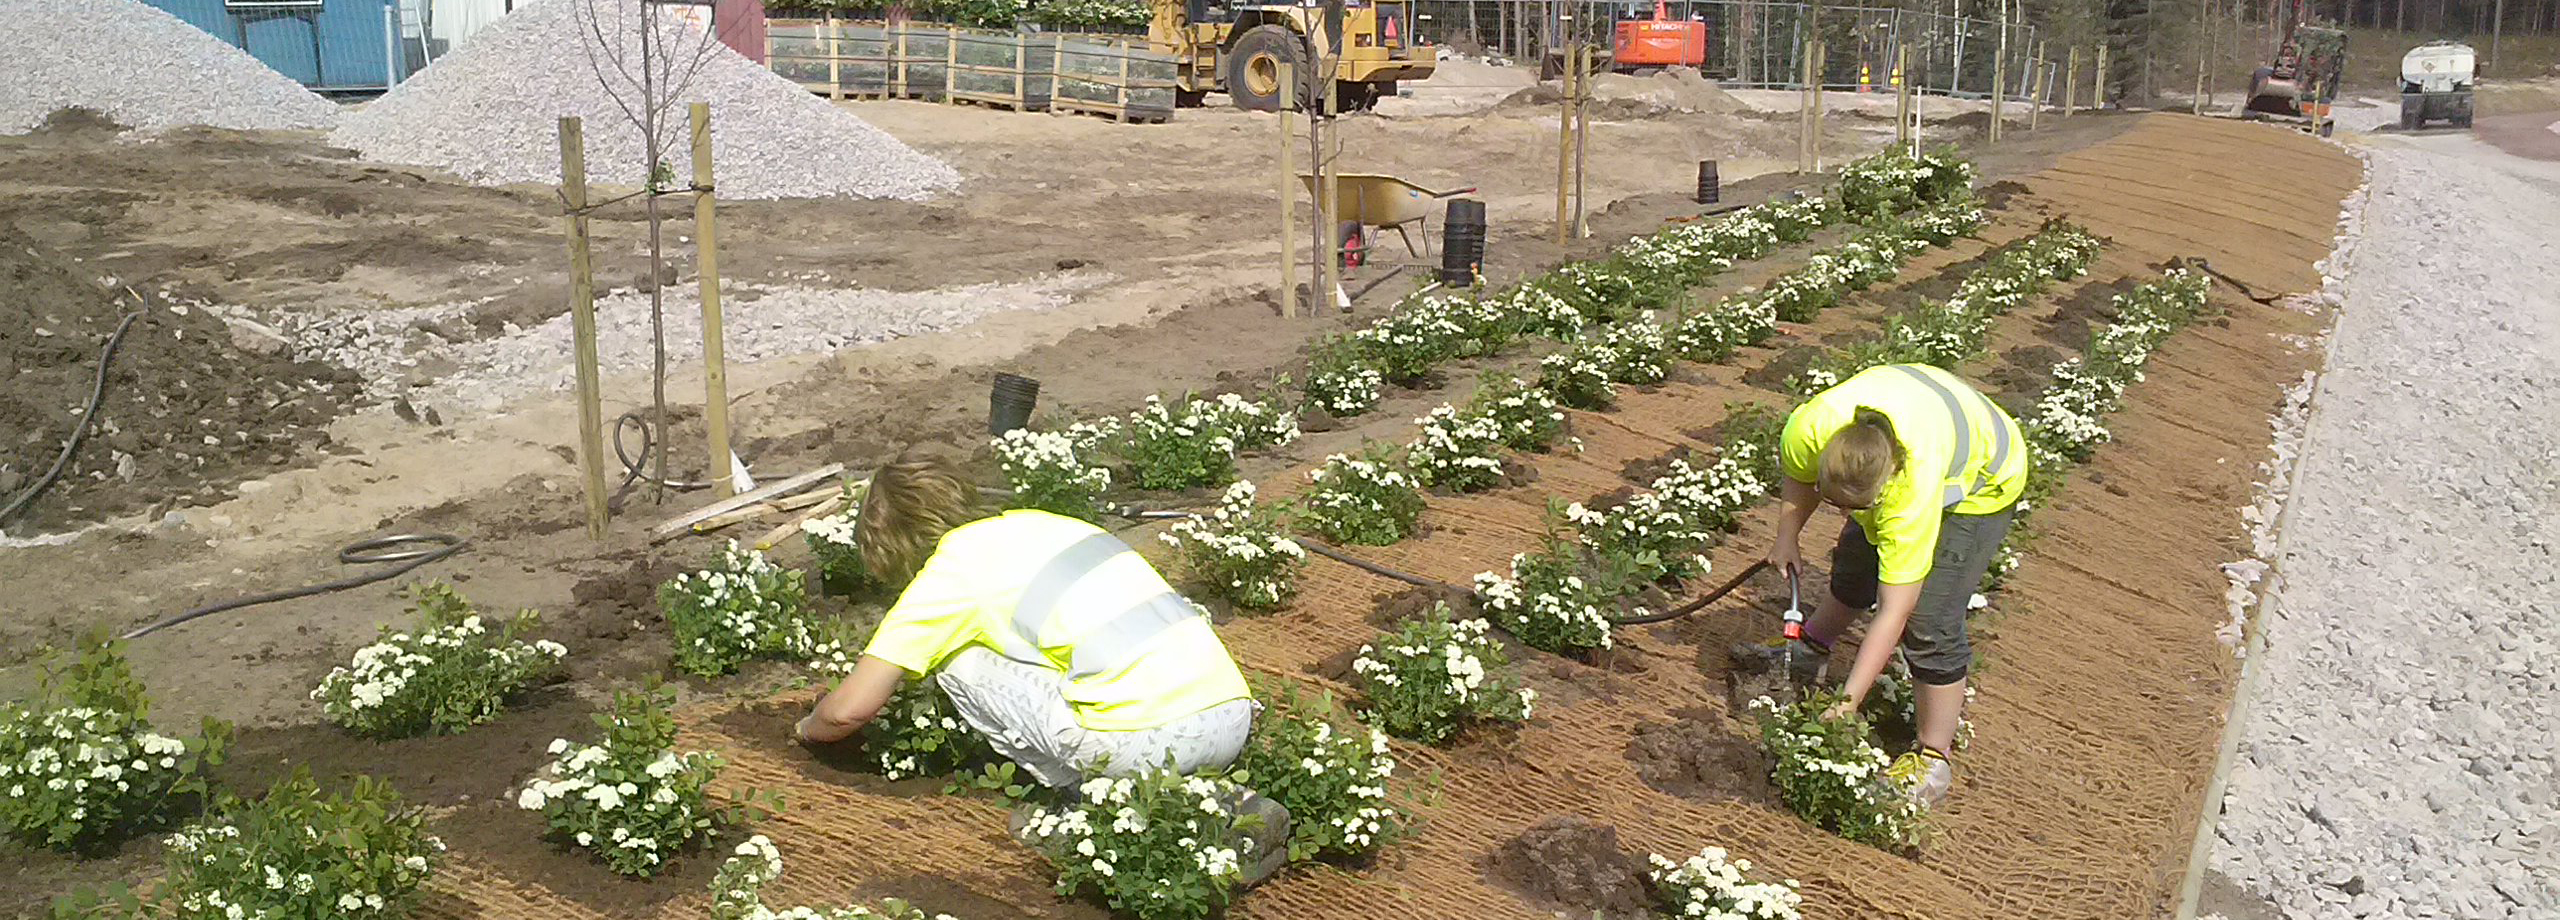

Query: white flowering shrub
left=0, top=635, right=226, bottom=853
left=1489, top=284, right=1590, bottom=340
left=1350, top=301, right=1468, bottom=384
left=1160, top=481, right=1306, bottom=611
left=1351, top=604, right=1535, bottom=743
left=517, top=688, right=750, bottom=876
left=1472, top=537, right=1615, bottom=654
left=1464, top=374, right=1567, bottom=453
left=1123, top=394, right=1245, bottom=491
left=1535, top=261, right=1653, bottom=324
left=660, top=541, right=815, bottom=678
left=1670, top=294, right=1779, bottom=363
left=1404, top=404, right=1507, bottom=492
left=1797, top=222, right=2104, bottom=393
left=1535, top=345, right=1618, bottom=410
left=1296, top=447, right=1427, bottom=546
left=1433, top=290, right=1532, bottom=355
left=1303, top=336, right=1386, bottom=417
left=1190, top=391, right=1301, bottom=451
left=77, top=773, right=445, bottom=920
left=1750, top=694, right=1925, bottom=850
left=1597, top=317, right=1672, bottom=384
left=801, top=479, right=881, bottom=597
left=2027, top=268, right=2212, bottom=463
left=309, top=584, right=566, bottom=739
left=1836, top=147, right=1972, bottom=222
left=1230, top=687, right=1407, bottom=861
left=1646, top=845, right=1804, bottom=920
left=711, top=835, right=955, bottom=920
left=856, top=677, right=1000, bottom=781
left=1020, top=770, right=1254, bottom=920
left=995, top=421, right=1117, bottom=521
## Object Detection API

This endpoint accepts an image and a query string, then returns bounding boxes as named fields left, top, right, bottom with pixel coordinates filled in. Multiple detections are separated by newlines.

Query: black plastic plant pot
left=1440, top=197, right=1488, bottom=286
left=989, top=372, right=1041, bottom=436
left=1696, top=159, right=1720, bottom=205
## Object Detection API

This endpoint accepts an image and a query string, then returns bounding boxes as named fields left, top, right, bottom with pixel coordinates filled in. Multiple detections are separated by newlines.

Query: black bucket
left=1695, top=159, right=1721, bottom=204
left=1439, top=198, right=1487, bottom=286
left=989, top=373, right=1040, bottom=436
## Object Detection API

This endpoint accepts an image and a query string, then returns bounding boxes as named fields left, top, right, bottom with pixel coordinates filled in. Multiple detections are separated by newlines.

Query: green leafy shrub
left=1535, top=345, right=1618, bottom=410
left=1749, top=694, right=1925, bottom=850
left=1160, top=481, right=1306, bottom=611
left=801, top=479, right=881, bottom=597
left=1230, top=687, right=1408, bottom=862
left=1404, top=404, right=1507, bottom=492
left=858, top=678, right=999, bottom=780
left=1123, top=394, right=1243, bottom=491
left=994, top=420, right=1117, bottom=521
left=712, top=834, right=956, bottom=920
left=516, top=688, right=753, bottom=876
left=660, top=541, right=816, bottom=678
left=1596, top=317, right=1672, bottom=384
left=1296, top=447, right=1427, bottom=546
left=1020, top=769, right=1256, bottom=920
left=1464, top=374, right=1566, bottom=452
left=1302, top=336, right=1386, bottom=417
left=1350, top=604, right=1534, bottom=743
left=1471, top=535, right=1615, bottom=654
left=71, top=772, right=444, bottom=920
left=1669, top=293, right=1780, bottom=363
left=1349, top=302, right=1468, bottom=385
left=0, top=635, right=227, bottom=853
left=309, top=584, right=566, bottom=739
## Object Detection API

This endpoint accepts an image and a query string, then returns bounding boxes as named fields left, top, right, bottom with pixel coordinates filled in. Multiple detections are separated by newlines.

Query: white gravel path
left=2204, top=134, right=2560, bottom=918
left=0, top=0, right=339, bottom=135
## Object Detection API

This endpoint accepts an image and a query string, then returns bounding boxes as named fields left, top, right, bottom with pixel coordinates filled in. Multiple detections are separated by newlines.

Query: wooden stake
left=1572, top=45, right=1589, bottom=240
left=1798, top=37, right=1815, bottom=171
left=2030, top=58, right=2045, bottom=130
left=558, top=117, right=609, bottom=541
left=1318, top=80, right=1340, bottom=311
left=689, top=103, right=734, bottom=499
left=1989, top=0, right=2007, bottom=143
left=2065, top=46, right=2079, bottom=116
left=825, top=11, right=841, bottom=99
left=1809, top=41, right=1825, bottom=170
left=1278, top=62, right=1297, bottom=317
left=2093, top=43, right=2108, bottom=110
left=1895, top=44, right=1911, bottom=145
left=944, top=28, right=958, bottom=106
left=1555, top=43, right=1575, bottom=243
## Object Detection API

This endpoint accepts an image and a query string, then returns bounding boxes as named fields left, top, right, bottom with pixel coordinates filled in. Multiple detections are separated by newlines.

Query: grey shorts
left=1827, top=505, right=2016, bottom=686
left=935, top=647, right=1255, bottom=789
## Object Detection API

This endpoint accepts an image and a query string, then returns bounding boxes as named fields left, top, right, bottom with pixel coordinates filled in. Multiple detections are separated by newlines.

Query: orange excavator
left=1611, top=0, right=1707, bottom=74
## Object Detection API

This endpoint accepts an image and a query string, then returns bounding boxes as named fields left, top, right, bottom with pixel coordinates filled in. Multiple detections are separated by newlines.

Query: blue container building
left=143, top=0, right=411, bottom=92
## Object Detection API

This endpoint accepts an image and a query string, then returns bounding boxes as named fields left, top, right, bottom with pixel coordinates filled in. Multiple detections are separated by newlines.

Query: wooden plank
left=649, top=463, right=846, bottom=542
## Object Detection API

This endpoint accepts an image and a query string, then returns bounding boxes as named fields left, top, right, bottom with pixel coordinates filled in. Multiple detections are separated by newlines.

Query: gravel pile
left=0, top=0, right=340, bottom=135
left=2205, top=141, right=2560, bottom=918
left=329, top=0, right=958, bottom=200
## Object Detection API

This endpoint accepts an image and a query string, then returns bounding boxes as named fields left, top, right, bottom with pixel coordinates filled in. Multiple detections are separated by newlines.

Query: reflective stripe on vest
left=1887, top=364, right=2011, bottom=507
left=1006, top=531, right=1201, bottom=676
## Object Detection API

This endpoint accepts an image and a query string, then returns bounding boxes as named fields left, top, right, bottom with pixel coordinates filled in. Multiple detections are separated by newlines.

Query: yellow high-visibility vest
left=862, top=510, right=1251, bottom=731
left=1779, top=364, right=2029, bottom=584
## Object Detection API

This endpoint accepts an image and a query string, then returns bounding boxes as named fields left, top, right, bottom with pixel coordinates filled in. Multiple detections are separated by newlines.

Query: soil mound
left=0, top=0, right=340, bottom=136
left=0, top=230, right=359, bottom=534
left=1502, top=67, right=1745, bottom=118
left=1486, top=816, right=1652, bottom=918
left=329, top=0, right=958, bottom=200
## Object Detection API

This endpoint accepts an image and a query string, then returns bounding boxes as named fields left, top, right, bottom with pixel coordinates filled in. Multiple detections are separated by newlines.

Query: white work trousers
left=935, top=646, right=1254, bottom=789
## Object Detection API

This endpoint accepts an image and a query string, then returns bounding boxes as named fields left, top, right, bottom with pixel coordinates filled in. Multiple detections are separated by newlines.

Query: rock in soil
left=1486, top=815, right=1653, bottom=918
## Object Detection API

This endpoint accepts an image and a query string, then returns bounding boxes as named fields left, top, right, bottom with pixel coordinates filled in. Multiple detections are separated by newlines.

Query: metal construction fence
left=1413, top=0, right=2057, bottom=100
left=767, top=17, right=1179, bottom=121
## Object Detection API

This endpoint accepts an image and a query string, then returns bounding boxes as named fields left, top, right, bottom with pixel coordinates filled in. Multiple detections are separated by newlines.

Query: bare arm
left=795, top=655, right=910, bottom=744
left=1837, top=581, right=1922, bottom=709
left=1769, top=476, right=1821, bottom=576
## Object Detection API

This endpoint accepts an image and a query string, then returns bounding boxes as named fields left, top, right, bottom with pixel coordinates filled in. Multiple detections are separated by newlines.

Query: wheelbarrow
left=1297, top=173, right=1478, bottom=263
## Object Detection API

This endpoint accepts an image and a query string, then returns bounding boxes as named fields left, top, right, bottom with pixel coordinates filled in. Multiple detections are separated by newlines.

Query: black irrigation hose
left=122, top=534, right=468, bottom=639
left=0, top=311, right=144, bottom=530
left=611, top=409, right=715, bottom=499
left=2180, top=257, right=2285, bottom=305
left=1606, top=559, right=1774, bottom=626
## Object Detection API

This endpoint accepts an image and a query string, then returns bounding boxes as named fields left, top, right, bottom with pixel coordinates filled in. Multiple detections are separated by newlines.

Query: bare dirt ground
left=0, top=76, right=2260, bottom=917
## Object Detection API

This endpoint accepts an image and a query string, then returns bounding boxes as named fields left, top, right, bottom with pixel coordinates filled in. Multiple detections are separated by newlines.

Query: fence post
left=944, top=28, right=958, bottom=106
left=2093, top=42, right=2108, bottom=110
left=1555, top=42, right=1575, bottom=243
left=2064, top=45, right=2078, bottom=116
left=1798, top=36, right=1816, bottom=171
left=1278, top=62, right=1296, bottom=317
left=688, top=102, right=733, bottom=499
left=825, top=11, right=841, bottom=99
left=1573, top=45, right=1589, bottom=240
left=1895, top=43, right=1911, bottom=145
left=1990, top=0, right=2007, bottom=142
left=557, top=117, right=609, bottom=541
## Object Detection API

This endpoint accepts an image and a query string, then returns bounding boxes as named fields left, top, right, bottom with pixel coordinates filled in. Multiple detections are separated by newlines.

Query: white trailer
left=2399, top=40, right=2475, bottom=130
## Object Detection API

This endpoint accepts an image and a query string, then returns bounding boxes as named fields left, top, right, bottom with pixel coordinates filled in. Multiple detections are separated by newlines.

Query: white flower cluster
left=1236, top=703, right=1406, bottom=861
left=1298, top=449, right=1427, bottom=546
left=1670, top=293, right=1781, bottom=362
left=1190, top=392, right=1301, bottom=451
left=1304, top=360, right=1385, bottom=417
left=1596, top=317, right=1671, bottom=384
left=1646, top=845, right=1804, bottom=920
left=516, top=692, right=724, bottom=876
left=1749, top=695, right=1926, bottom=850
left=1487, top=283, right=1590, bottom=340
left=1350, top=301, right=1469, bottom=382
left=1404, top=404, right=1508, bottom=492
left=310, top=597, right=567, bottom=738
left=1160, top=481, right=1306, bottom=611
left=1472, top=545, right=1615, bottom=653
left=2027, top=268, right=2213, bottom=463
left=1536, top=345, right=1619, bottom=409
left=800, top=483, right=880, bottom=597
left=1124, top=394, right=1246, bottom=491
left=1463, top=375, right=1567, bottom=452
left=661, top=541, right=815, bottom=678
left=1861, top=665, right=1979, bottom=753
left=1351, top=606, right=1535, bottom=743
left=0, top=704, right=192, bottom=848
left=994, top=422, right=1116, bottom=519
left=711, top=835, right=957, bottom=920
left=156, top=776, right=445, bottom=920
left=1022, top=770, right=1251, bottom=919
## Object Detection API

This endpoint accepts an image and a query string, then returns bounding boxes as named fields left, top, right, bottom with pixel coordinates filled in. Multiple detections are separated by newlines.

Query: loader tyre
left=1229, top=25, right=1312, bottom=112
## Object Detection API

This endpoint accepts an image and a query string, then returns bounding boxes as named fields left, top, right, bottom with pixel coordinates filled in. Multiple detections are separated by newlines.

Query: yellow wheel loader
left=1147, top=0, right=1435, bottom=111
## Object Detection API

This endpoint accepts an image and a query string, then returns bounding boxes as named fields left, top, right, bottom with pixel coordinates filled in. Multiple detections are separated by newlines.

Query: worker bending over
left=1734, top=363, right=2026, bottom=807
left=794, top=447, right=1258, bottom=789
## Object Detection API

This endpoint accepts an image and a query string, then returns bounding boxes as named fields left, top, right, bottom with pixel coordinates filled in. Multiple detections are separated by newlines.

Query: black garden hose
left=122, top=533, right=468, bottom=639
left=612, top=409, right=715, bottom=498
left=0, top=311, right=144, bottom=531
left=1606, top=559, right=1773, bottom=625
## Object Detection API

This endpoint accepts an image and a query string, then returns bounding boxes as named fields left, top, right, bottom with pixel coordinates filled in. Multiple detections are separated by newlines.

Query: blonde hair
left=854, top=446, right=986, bottom=584
left=1817, top=408, right=1903, bottom=509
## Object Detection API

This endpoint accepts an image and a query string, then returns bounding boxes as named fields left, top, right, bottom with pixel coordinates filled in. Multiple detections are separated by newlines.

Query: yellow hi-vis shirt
left=860, top=509, right=1251, bottom=731
left=1779, top=364, right=2029, bottom=585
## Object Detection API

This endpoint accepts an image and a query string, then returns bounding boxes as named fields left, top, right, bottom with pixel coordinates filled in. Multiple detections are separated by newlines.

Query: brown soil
left=0, top=111, right=2360, bottom=920
left=1484, top=816, right=1653, bottom=919
left=0, top=228, right=359, bottom=532
left=1626, top=709, right=1777, bottom=805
